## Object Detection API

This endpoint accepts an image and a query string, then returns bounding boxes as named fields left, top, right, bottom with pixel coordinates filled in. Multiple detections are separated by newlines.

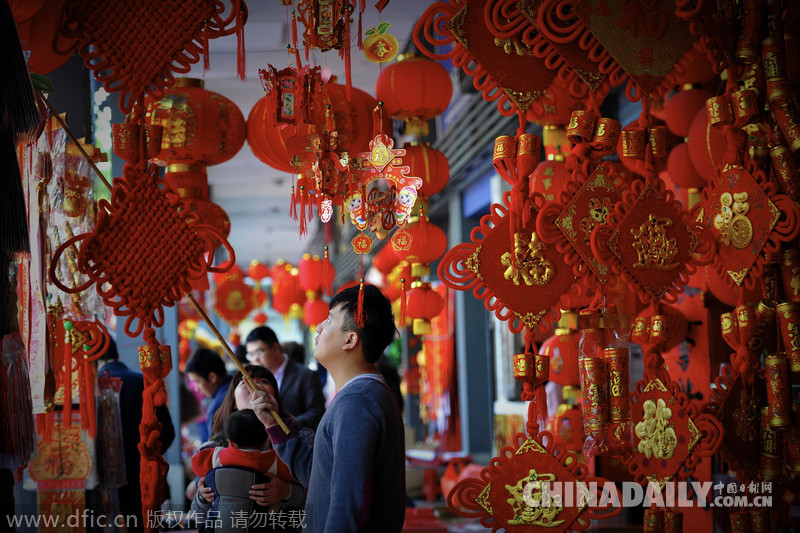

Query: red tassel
left=344, top=20, right=352, bottom=101
left=236, top=0, right=246, bottom=81
left=202, top=20, right=210, bottom=72
left=400, top=276, right=407, bottom=327
left=531, top=381, right=548, bottom=430
left=290, top=184, right=298, bottom=220
left=355, top=279, right=366, bottom=328
left=418, top=206, right=429, bottom=247
left=63, top=325, right=73, bottom=426
left=291, top=10, right=298, bottom=49
left=322, top=245, right=333, bottom=296
left=357, top=12, right=363, bottom=50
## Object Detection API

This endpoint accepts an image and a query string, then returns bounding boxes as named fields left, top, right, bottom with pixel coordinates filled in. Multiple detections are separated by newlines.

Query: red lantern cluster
left=298, top=253, right=336, bottom=328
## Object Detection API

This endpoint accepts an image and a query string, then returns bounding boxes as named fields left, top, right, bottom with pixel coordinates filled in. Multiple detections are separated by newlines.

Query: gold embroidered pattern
left=713, top=192, right=753, bottom=249
left=635, top=398, right=678, bottom=460
left=501, top=232, right=554, bottom=285
left=631, top=214, right=679, bottom=270
left=505, top=469, right=565, bottom=527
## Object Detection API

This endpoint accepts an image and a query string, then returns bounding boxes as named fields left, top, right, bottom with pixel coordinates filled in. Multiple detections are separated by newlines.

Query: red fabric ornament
left=666, top=142, right=707, bottom=189
left=413, top=0, right=559, bottom=118
left=438, top=192, right=575, bottom=334
left=375, top=53, right=452, bottom=136
left=622, top=378, right=723, bottom=486
left=540, top=328, right=581, bottom=388
left=546, top=405, right=586, bottom=453
left=145, top=78, right=246, bottom=166
left=213, top=262, right=245, bottom=285
left=271, top=269, right=305, bottom=316
left=57, top=0, right=245, bottom=115
left=664, top=88, right=714, bottom=138
left=402, top=142, right=450, bottom=198
left=446, top=431, right=622, bottom=531
left=702, top=265, right=761, bottom=307
left=12, top=0, right=76, bottom=74
left=591, top=177, right=714, bottom=304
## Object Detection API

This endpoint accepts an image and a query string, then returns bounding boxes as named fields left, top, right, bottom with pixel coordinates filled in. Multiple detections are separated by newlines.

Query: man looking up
left=250, top=284, right=406, bottom=532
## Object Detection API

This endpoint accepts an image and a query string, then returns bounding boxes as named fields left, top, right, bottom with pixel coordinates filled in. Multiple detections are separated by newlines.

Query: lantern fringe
left=322, top=245, right=333, bottom=296
left=291, top=9, right=298, bottom=49
left=290, top=183, right=298, bottom=220
left=344, top=15, right=352, bottom=101
left=418, top=206, right=429, bottom=247
left=400, top=276, right=407, bottom=327
left=357, top=11, right=363, bottom=50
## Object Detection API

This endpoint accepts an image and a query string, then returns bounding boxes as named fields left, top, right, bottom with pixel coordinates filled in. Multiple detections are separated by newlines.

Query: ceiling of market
left=183, top=1, right=440, bottom=269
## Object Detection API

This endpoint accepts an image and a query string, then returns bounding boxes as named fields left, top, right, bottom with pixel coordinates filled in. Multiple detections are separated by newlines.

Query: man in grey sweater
left=251, top=284, right=406, bottom=532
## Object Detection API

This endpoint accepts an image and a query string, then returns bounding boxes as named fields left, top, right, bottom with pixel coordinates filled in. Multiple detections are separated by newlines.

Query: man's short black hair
left=329, top=284, right=397, bottom=364
left=245, top=326, right=280, bottom=348
left=105, top=337, right=119, bottom=361
left=184, top=348, right=227, bottom=380
left=225, top=409, right=268, bottom=449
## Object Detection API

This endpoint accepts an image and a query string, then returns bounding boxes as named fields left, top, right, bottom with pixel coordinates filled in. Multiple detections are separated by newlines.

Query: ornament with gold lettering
left=622, top=378, right=722, bottom=486
left=592, top=176, right=714, bottom=304
left=446, top=429, right=622, bottom=531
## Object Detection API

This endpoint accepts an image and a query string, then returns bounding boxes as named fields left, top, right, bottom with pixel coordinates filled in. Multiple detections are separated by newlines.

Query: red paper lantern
left=298, top=253, right=334, bottom=293
left=248, top=260, right=270, bottom=282
left=530, top=159, right=570, bottom=203
left=391, top=218, right=448, bottom=278
left=252, top=288, right=268, bottom=308
left=664, top=88, right=714, bottom=137
left=546, top=405, right=586, bottom=452
left=213, top=263, right=244, bottom=285
left=271, top=268, right=304, bottom=316
left=163, top=165, right=210, bottom=201
left=704, top=266, right=762, bottom=307
left=687, top=107, right=726, bottom=182
left=145, top=78, right=246, bottom=166
left=540, top=327, right=581, bottom=388
left=371, top=243, right=401, bottom=276
left=247, top=81, right=378, bottom=172
left=672, top=49, right=718, bottom=86
left=375, top=53, right=452, bottom=137
left=253, top=312, right=268, bottom=325
left=667, top=142, right=708, bottom=189
left=270, top=261, right=293, bottom=285
left=303, top=296, right=329, bottom=327
left=13, top=0, right=76, bottom=75
left=402, top=142, right=450, bottom=198
left=406, top=282, right=445, bottom=335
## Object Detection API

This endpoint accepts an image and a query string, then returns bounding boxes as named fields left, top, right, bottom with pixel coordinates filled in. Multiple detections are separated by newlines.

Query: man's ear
left=342, top=331, right=359, bottom=351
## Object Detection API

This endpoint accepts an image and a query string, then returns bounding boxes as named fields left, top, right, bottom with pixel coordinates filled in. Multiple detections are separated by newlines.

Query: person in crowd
left=103, top=338, right=175, bottom=533
left=251, top=284, right=406, bottom=532
left=244, top=326, right=325, bottom=430
left=185, top=348, right=232, bottom=442
left=190, top=366, right=305, bottom=531
left=191, top=409, right=296, bottom=512
left=282, top=340, right=305, bottom=366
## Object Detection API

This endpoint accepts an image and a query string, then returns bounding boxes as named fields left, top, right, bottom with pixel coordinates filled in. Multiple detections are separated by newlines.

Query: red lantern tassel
left=400, top=276, right=407, bottom=327
left=322, top=245, right=333, bottom=296
left=290, top=184, right=298, bottom=220
left=83, top=363, right=96, bottom=439
left=63, top=327, right=72, bottom=426
left=344, top=20, right=352, bottom=101
left=357, top=12, right=363, bottom=50
left=355, top=279, right=366, bottom=328
left=235, top=0, right=246, bottom=81
left=202, top=20, right=210, bottom=72
left=418, top=206, right=429, bottom=246
left=291, top=9, right=298, bottom=49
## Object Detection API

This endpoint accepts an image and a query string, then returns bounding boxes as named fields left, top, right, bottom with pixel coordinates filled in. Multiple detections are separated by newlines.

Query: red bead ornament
left=375, top=53, right=452, bottom=136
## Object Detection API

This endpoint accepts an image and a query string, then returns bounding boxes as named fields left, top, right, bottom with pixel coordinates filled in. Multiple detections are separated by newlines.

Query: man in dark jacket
left=244, top=326, right=325, bottom=430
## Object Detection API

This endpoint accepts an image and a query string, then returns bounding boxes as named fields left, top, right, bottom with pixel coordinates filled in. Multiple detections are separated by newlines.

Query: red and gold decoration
left=363, top=22, right=399, bottom=63
left=446, top=430, right=622, bottom=531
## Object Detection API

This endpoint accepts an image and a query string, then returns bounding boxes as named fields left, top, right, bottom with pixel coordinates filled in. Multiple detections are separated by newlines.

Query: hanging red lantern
left=298, top=253, right=334, bottom=293
left=213, top=262, right=245, bottom=285
left=13, top=0, right=77, bottom=75
left=546, top=405, right=586, bottom=453
left=371, top=243, right=401, bottom=276
left=145, top=78, right=246, bottom=166
left=375, top=53, right=453, bottom=137
left=540, top=323, right=581, bottom=390
left=687, top=106, right=726, bottom=181
left=270, top=260, right=293, bottom=285
left=213, top=278, right=255, bottom=326
left=390, top=217, right=448, bottom=278
left=664, top=88, right=714, bottom=138
left=527, top=76, right=592, bottom=128
left=406, top=282, right=445, bottom=335
left=667, top=142, right=708, bottom=189
left=530, top=159, right=570, bottom=204
left=303, top=295, right=329, bottom=327
left=271, top=268, right=305, bottom=316
left=252, top=288, right=268, bottom=308
left=248, top=260, right=270, bottom=282
left=163, top=165, right=210, bottom=201
left=402, top=142, right=450, bottom=198
left=253, top=312, right=268, bottom=325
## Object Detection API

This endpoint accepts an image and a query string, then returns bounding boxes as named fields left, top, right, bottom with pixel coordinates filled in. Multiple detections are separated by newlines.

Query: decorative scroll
left=438, top=192, right=576, bottom=334
left=447, top=430, right=622, bottom=531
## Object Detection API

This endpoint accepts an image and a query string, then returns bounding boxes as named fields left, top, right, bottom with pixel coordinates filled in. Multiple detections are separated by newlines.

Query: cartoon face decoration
left=346, top=192, right=368, bottom=230
left=394, top=186, right=418, bottom=225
